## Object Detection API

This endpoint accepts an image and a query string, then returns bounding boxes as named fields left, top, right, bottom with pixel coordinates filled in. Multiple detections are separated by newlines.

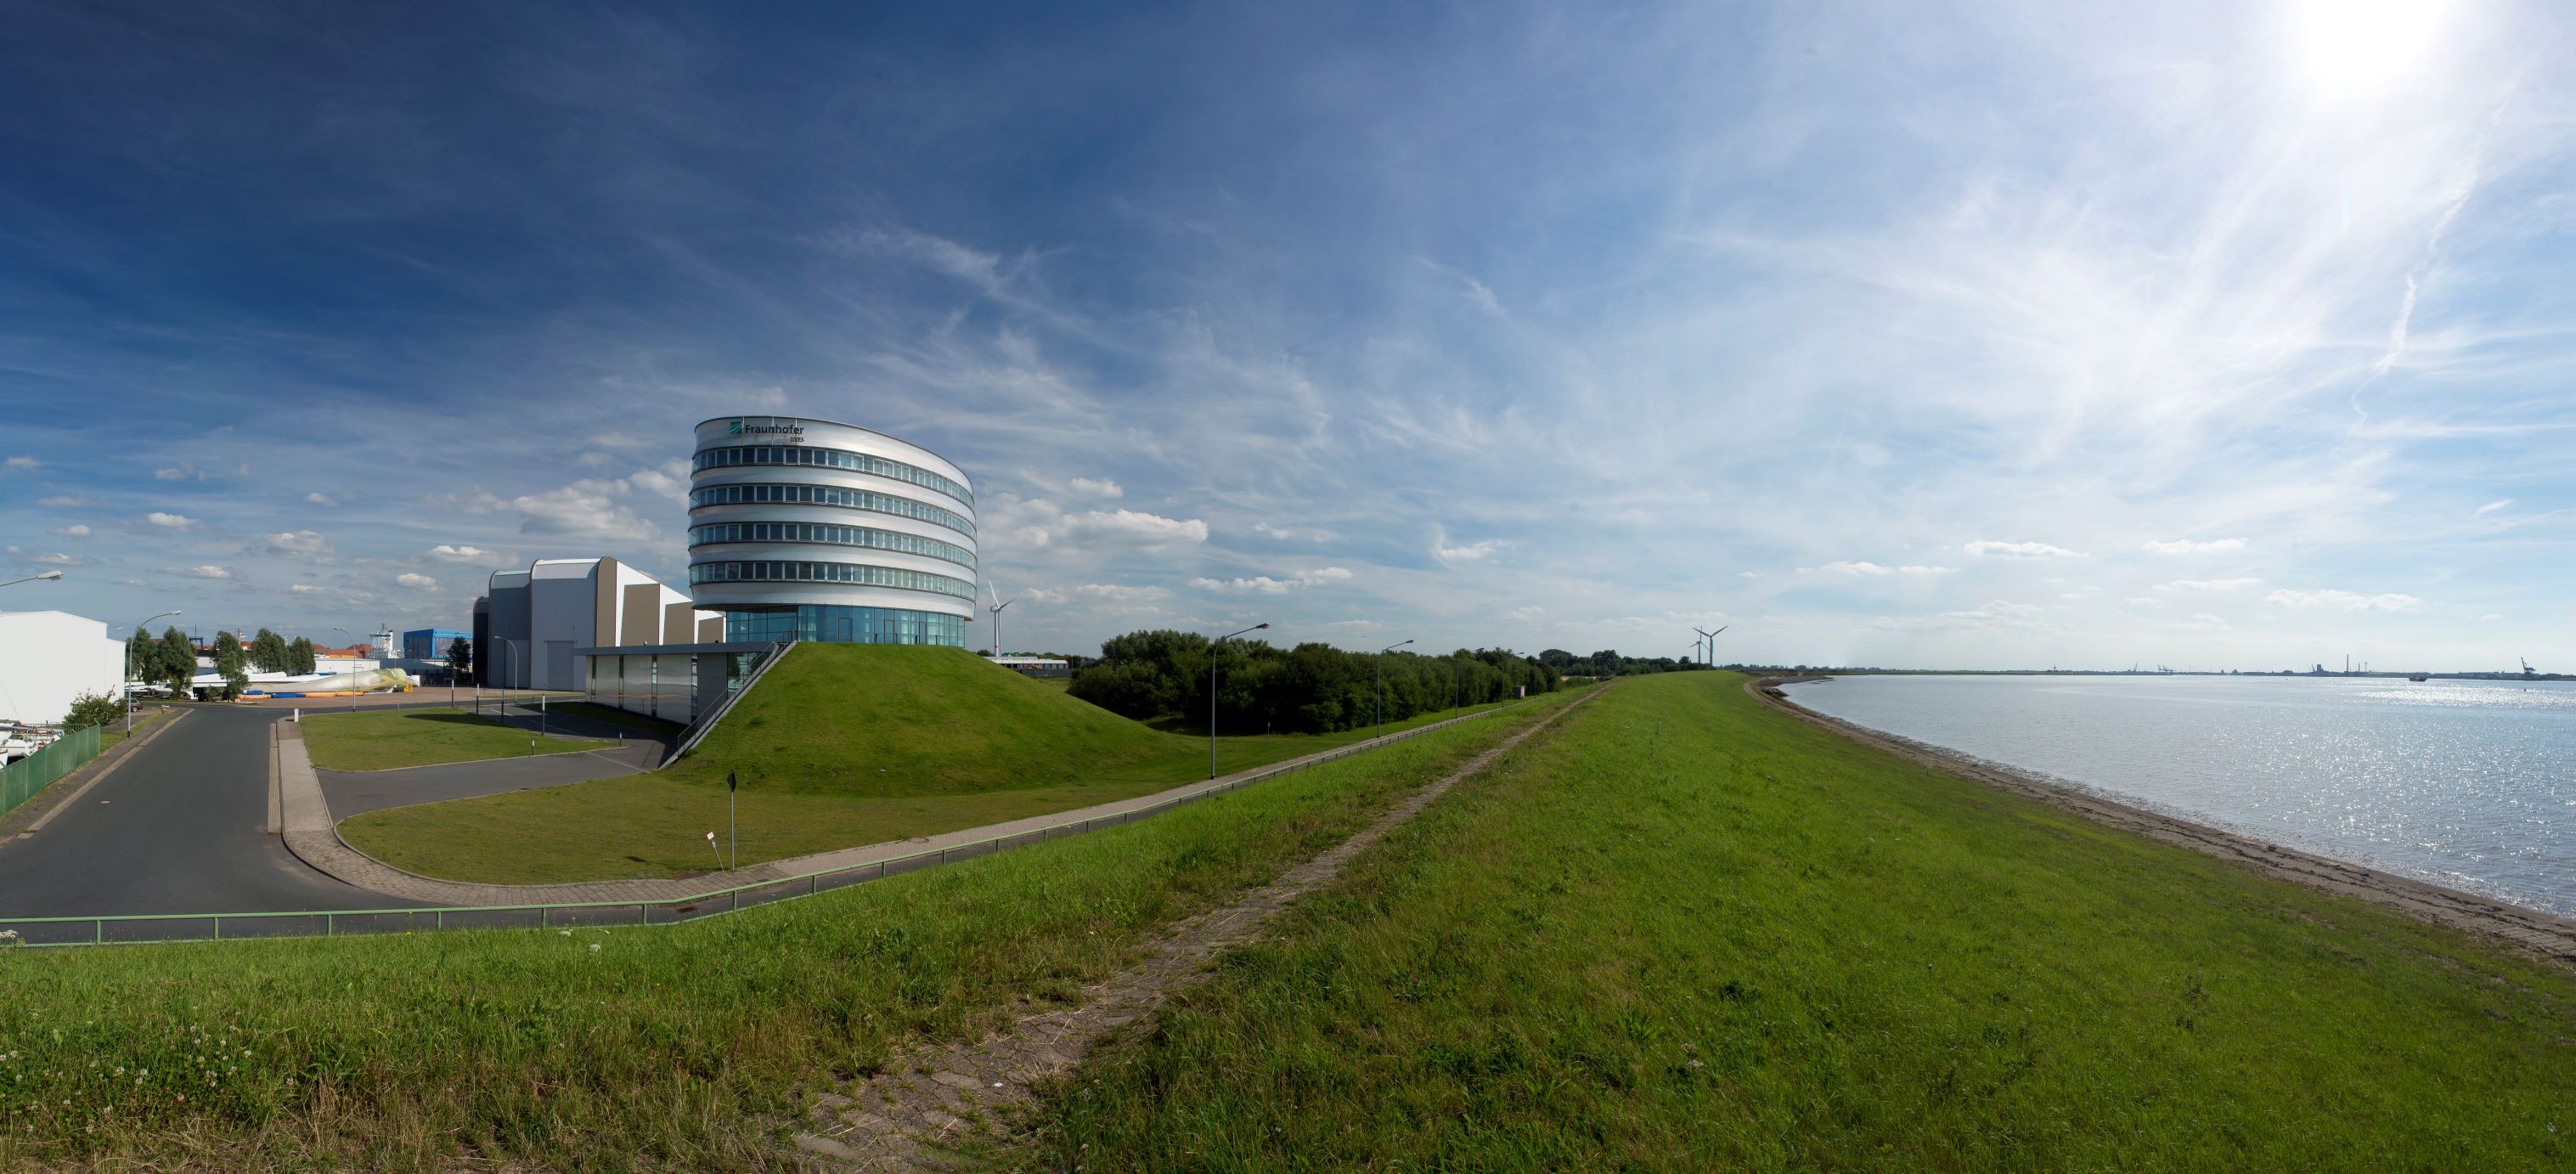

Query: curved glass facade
left=691, top=416, right=975, bottom=648
left=688, top=483, right=974, bottom=538
left=692, top=444, right=973, bottom=507
left=724, top=605, right=965, bottom=646
left=687, top=522, right=976, bottom=569
left=687, top=559, right=977, bottom=601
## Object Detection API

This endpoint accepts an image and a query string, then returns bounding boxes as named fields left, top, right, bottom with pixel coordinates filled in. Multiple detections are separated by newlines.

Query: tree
left=65, top=691, right=123, bottom=730
left=447, top=636, right=474, bottom=684
left=212, top=630, right=249, bottom=699
left=156, top=626, right=194, bottom=693
left=251, top=628, right=289, bottom=673
left=288, top=636, right=317, bottom=674
left=126, top=627, right=155, bottom=683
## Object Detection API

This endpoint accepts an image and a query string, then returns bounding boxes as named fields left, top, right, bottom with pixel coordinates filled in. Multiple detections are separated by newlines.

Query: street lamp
left=0, top=571, right=65, bottom=589
left=124, top=610, right=182, bottom=731
left=1209, top=623, right=1268, bottom=778
left=1377, top=639, right=1413, bottom=737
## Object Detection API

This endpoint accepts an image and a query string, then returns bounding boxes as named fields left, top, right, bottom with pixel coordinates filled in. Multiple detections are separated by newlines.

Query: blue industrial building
left=402, top=628, right=469, bottom=660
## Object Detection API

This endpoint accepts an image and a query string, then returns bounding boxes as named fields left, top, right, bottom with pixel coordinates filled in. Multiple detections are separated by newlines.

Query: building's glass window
left=686, top=522, right=976, bottom=569
left=688, top=559, right=977, bottom=601
left=685, top=483, right=975, bottom=538
left=723, top=605, right=967, bottom=646
left=691, top=445, right=973, bottom=507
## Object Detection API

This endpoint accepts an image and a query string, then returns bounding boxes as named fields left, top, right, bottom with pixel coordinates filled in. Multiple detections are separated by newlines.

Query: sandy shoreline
left=1748, top=676, right=2576, bottom=968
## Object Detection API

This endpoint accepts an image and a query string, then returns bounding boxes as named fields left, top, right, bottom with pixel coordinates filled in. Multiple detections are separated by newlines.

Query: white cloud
left=51, top=524, right=89, bottom=538
left=153, top=466, right=195, bottom=481
left=2480, top=612, right=2503, bottom=621
left=2473, top=500, right=2513, bottom=516
left=1068, top=477, right=1123, bottom=498
left=257, top=529, right=334, bottom=556
left=1806, top=562, right=1955, bottom=576
left=2142, top=538, right=2246, bottom=555
left=1068, top=509, right=1206, bottom=545
left=1505, top=606, right=1546, bottom=622
left=1737, top=571, right=1764, bottom=579
left=3, top=455, right=39, bottom=471
left=2263, top=589, right=2421, bottom=612
left=428, top=544, right=509, bottom=565
left=625, top=464, right=689, bottom=500
left=396, top=573, right=439, bottom=590
left=174, top=565, right=234, bottom=579
left=1254, top=522, right=1333, bottom=542
left=305, top=492, right=341, bottom=507
left=1964, top=540, right=2087, bottom=558
left=18, top=551, right=78, bottom=566
left=1430, top=527, right=1501, bottom=564
left=144, top=512, right=199, bottom=529
left=37, top=494, right=93, bottom=508
left=1189, top=567, right=1355, bottom=594
left=2125, top=597, right=2167, bottom=607
left=2160, top=578, right=2263, bottom=592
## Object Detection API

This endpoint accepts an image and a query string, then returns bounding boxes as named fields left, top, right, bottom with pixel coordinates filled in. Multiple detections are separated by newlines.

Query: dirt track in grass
left=785, top=685, right=1609, bottom=1171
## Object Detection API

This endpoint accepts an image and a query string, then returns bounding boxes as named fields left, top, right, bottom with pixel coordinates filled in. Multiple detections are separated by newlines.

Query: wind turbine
left=986, top=583, right=1017, bottom=658
left=1694, top=625, right=1727, bottom=668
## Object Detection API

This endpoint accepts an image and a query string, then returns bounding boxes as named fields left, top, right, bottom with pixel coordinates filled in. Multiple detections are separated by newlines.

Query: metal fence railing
left=0, top=697, right=1537, bottom=949
left=0, top=723, right=101, bottom=820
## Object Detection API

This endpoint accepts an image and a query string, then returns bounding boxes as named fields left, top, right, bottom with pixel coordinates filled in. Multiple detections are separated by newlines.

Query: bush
left=64, top=690, right=124, bottom=730
left=1068, top=629, right=1560, bottom=734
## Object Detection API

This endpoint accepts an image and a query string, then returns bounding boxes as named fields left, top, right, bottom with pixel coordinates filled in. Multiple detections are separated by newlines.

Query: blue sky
left=3, top=1, right=2569, bottom=670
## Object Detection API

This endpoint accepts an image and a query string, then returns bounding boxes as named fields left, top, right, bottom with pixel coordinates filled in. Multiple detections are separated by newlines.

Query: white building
left=0, top=611, right=126, bottom=726
left=686, top=415, right=978, bottom=646
left=481, top=556, right=719, bottom=691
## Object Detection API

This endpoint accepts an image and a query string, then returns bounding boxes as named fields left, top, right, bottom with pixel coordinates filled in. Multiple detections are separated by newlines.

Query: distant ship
left=2408, top=674, right=2429, bottom=682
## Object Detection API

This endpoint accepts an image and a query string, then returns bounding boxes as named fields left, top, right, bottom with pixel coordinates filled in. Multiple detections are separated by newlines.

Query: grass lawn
left=301, top=708, right=619, bottom=771
left=1033, top=672, right=2576, bottom=1171
left=340, top=698, right=1513, bottom=883
left=93, top=706, right=170, bottom=754
left=544, top=700, right=685, bottom=735
left=0, top=691, right=1579, bottom=1172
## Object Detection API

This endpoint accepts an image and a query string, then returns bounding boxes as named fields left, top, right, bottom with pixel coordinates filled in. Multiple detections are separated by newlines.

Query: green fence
left=0, top=723, right=102, bottom=819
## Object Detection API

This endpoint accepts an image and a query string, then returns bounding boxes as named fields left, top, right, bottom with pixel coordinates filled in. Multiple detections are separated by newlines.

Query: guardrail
left=0, top=696, right=1536, bottom=949
left=1, top=724, right=101, bottom=819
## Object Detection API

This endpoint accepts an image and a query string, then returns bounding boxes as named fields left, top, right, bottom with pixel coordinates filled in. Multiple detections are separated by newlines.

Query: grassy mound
left=665, top=644, right=1212, bottom=796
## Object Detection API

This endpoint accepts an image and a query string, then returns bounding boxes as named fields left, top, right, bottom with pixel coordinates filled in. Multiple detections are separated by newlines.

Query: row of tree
left=1534, top=649, right=1712, bottom=678
left=120, top=627, right=318, bottom=699
left=1067, top=630, right=1562, bottom=735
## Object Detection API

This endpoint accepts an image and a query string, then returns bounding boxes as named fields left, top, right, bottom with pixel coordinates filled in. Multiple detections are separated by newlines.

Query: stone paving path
left=789, top=686, right=1603, bottom=1171
left=277, top=703, right=1525, bottom=910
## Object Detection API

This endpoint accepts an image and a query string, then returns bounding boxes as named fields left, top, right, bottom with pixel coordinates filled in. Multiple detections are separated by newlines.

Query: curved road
left=0, top=705, right=384, bottom=917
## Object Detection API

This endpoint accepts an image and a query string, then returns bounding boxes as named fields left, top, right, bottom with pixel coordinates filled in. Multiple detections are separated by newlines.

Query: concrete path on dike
left=278, top=702, right=1527, bottom=911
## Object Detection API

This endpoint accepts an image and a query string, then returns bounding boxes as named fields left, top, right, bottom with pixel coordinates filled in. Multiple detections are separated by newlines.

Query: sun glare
left=2283, top=0, right=2456, bottom=102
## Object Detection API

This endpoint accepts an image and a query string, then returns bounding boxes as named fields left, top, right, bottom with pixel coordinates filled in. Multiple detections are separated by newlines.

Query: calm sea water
left=1777, top=674, right=2576, bottom=916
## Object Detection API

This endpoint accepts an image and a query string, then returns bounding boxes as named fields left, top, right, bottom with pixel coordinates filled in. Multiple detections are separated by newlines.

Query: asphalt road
left=322, top=741, right=653, bottom=817
left=0, top=705, right=383, bottom=917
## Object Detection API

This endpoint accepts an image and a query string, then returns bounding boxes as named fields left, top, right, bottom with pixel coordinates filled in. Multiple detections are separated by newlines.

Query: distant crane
left=2524, top=657, right=2539, bottom=679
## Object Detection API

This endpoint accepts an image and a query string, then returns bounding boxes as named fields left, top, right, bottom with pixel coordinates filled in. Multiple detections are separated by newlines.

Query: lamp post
left=1209, top=623, right=1269, bottom=778
left=0, top=571, right=65, bottom=589
left=123, top=610, right=182, bottom=731
left=1377, top=639, right=1412, bottom=737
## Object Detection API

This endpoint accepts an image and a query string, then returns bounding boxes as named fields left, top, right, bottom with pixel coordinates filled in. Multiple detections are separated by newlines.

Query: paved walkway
left=277, top=702, right=1529, bottom=909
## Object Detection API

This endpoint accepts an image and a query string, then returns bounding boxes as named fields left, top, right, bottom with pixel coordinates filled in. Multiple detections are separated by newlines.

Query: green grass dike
left=338, top=644, right=1509, bottom=884
left=299, top=707, right=620, bottom=771
left=1029, top=672, right=2576, bottom=1171
left=0, top=691, right=1581, bottom=1173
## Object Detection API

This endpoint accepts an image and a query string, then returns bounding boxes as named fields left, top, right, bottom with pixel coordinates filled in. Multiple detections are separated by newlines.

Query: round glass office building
left=686, top=415, right=977, bottom=645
